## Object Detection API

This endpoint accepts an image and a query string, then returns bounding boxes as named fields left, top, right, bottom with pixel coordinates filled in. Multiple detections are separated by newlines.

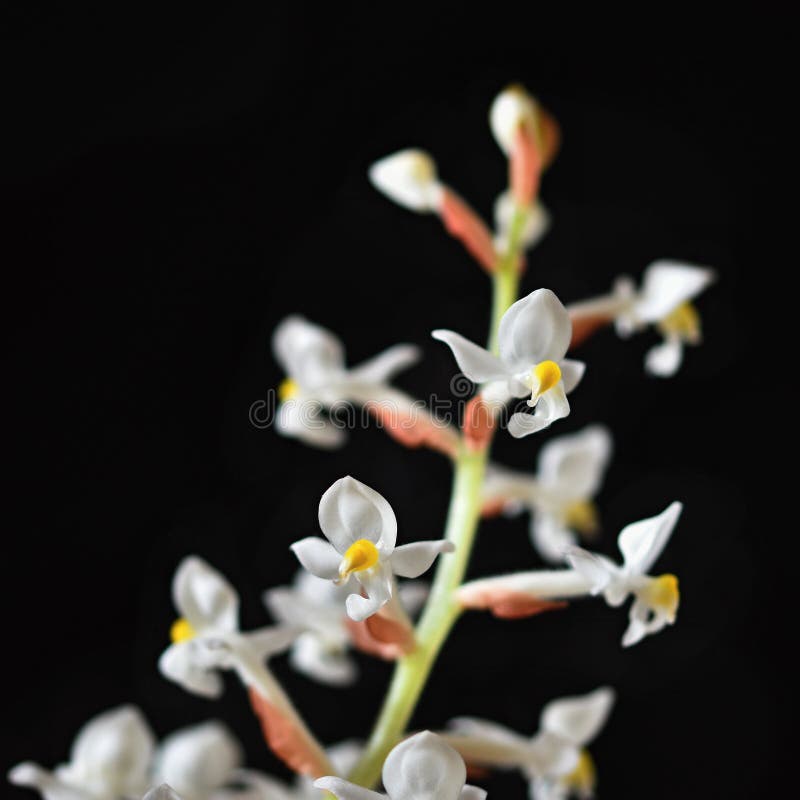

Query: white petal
left=143, top=786, right=183, bottom=800
left=459, top=786, right=487, bottom=800
left=244, top=625, right=299, bottom=661
left=563, top=548, right=613, bottom=595
left=508, top=412, right=549, bottom=439
left=537, top=425, right=613, bottom=500
left=8, top=763, right=93, bottom=800
left=482, top=464, right=538, bottom=506
left=173, top=556, right=239, bottom=632
left=277, top=400, right=347, bottom=450
left=494, top=191, right=550, bottom=251
left=447, top=718, right=529, bottom=748
left=154, top=721, right=242, bottom=798
left=644, top=336, right=684, bottom=377
left=290, top=633, right=358, bottom=686
left=397, top=581, right=429, bottom=616
left=508, top=384, right=570, bottom=439
left=347, top=344, right=421, bottom=386
left=618, top=501, right=683, bottom=575
left=559, top=360, right=585, bottom=394
left=272, top=315, right=346, bottom=389
left=526, top=732, right=580, bottom=777
left=621, top=598, right=651, bottom=648
left=347, top=567, right=393, bottom=622
left=319, top=476, right=397, bottom=554
left=531, top=513, right=577, bottom=564
left=391, top=541, right=454, bottom=578
left=540, top=687, right=615, bottom=746
left=314, top=777, right=386, bottom=800
left=431, top=330, right=510, bottom=383
left=158, top=641, right=225, bottom=699
left=635, top=260, right=715, bottom=323
left=368, top=150, right=443, bottom=213
left=498, top=290, right=571, bottom=369
left=382, top=731, right=466, bottom=800
left=529, top=776, right=567, bottom=800
left=489, top=86, right=537, bottom=154
left=290, top=537, right=342, bottom=580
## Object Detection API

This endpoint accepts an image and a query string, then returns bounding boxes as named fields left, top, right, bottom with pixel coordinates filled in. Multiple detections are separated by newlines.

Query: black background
left=3, top=9, right=781, bottom=799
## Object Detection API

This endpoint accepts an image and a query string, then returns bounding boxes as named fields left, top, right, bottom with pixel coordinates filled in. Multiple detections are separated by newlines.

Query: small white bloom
left=273, top=316, right=420, bottom=449
left=484, top=426, right=612, bottom=562
left=565, top=502, right=683, bottom=646
left=158, top=557, right=298, bottom=698
left=433, top=289, right=585, bottom=438
left=315, top=731, right=485, bottom=800
left=443, top=687, right=614, bottom=800
left=493, top=191, right=550, bottom=253
left=8, top=705, right=155, bottom=800
left=489, top=86, right=539, bottom=155
left=368, top=150, right=444, bottom=213
left=291, top=477, right=453, bottom=622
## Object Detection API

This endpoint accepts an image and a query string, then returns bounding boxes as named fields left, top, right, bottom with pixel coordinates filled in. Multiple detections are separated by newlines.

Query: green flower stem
left=347, top=202, right=529, bottom=790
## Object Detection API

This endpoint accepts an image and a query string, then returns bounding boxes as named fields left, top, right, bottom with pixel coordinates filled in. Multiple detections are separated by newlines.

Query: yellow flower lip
left=170, top=617, right=196, bottom=644
left=564, top=499, right=599, bottom=536
left=642, top=573, right=680, bottom=620
left=339, top=538, right=380, bottom=580
left=563, top=749, right=596, bottom=795
left=278, top=378, right=299, bottom=402
left=659, top=301, right=701, bottom=343
left=528, top=360, right=562, bottom=405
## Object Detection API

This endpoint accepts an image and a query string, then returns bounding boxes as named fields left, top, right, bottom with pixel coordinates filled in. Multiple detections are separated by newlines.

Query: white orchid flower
left=9, top=705, right=155, bottom=800
left=568, top=260, right=715, bottom=376
left=483, top=426, right=612, bottom=562
left=158, top=557, right=298, bottom=699
left=433, top=289, right=585, bottom=438
left=369, top=150, right=444, bottom=213
left=442, top=687, right=614, bottom=800
left=291, top=477, right=453, bottom=622
left=273, top=315, right=420, bottom=448
left=566, top=502, right=683, bottom=646
left=315, top=731, right=485, bottom=800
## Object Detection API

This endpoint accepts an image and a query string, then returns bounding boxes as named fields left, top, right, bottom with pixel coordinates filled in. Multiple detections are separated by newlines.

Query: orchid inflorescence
left=9, top=84, right=714, bottom=800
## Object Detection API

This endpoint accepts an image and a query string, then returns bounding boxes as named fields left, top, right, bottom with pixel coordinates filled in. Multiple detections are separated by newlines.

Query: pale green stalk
left=347, top=203, right=529, bottom=789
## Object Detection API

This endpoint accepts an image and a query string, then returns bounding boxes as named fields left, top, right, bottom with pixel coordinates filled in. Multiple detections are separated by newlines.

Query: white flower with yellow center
left=158, top=557, right=299, bottom=699
left=273, top=315, right=420, bottom=449
left=433, top=289, right=585, bottom=438
left=565, top=501, right=683, bottom=647
left=315, top=731, right=485, bottom=800
left=442, top=687, right=614, bottom=800
left=483, top=426, right=612, bottom=562
left=291, top=477, right=453, bottom=622
left=8, top=705, right=155, bottom=800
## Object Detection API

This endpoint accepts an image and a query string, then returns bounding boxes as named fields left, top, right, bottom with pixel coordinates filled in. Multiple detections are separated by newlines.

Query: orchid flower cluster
left=9, top=85, right=714, bottom=800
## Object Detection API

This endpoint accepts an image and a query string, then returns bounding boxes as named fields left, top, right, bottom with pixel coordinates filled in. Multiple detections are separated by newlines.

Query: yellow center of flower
left=659, top=301, right=701, bottom=343
left=562, top=749, right=596, bottom=796
left=339, top=538, right=380, bottom=580
left=170, top=617, right=196, bottom=644
left=641, top=573, right=680, bottom=621
left=564, top=500, right=599, bottom=536
left=532, top=360, right=562, bottom=396
left=278, top=378, right=299, bottom=402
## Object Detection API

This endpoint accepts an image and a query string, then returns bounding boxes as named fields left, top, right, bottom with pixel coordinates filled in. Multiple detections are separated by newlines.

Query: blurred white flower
left=433, top=289, right=584, bottom=438
left=315, top=731, right=485, bottom=800
left=8, top=705, right=155, bottom=800
left=368, top=150, right=444, bottom=213
left=493, top=191, right=550, bottom=254
left=273, top=315, right=420, bottom=448
left=483, top=426, right=612, bottom=562
left=291, top=477, right=453, bottom=622
left=566, top=502, right=683, bottom=646
left=443, top=688, right=614, bottom=800
left=158, top=557, right=298, bottom=699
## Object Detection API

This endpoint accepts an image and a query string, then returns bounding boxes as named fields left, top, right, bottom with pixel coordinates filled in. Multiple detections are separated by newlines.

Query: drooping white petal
left=558, top=360, right=585, bottom=394
left=635, top=260, right=715, bottom=323
left=346, top=344, right=421, bottom=386
left=563, top=548, right=614, bottom=595
left=498, top=290, right=572, bottom=369
left=272, top=316, right=347, bottom=389
left=490, top=86, right=538, bottom=155
left=382, top=731, right=466, bottom=800
left=319, top=476, right=398, bottom=555
left=537, top=425, right=612, bottom=502
left=276, top=400, right=347, bottom=450
left=508, top=384, right=570, bottom=439
left=290, top=633, right=358, bottom=686
left=494, top=191, right=551, bottom=251
left=313, top=777, right=386, bottom=800
left=540, top=687, right=615, bottom=747
left=368, top=150, right=443, bottom=213
left=531, top=513, right=578, bottom=564
left=644, top=336, right=684, bottom=377
left=618, top=502, right=683, bottom=576
left=431, top=330, right=510, bottom=383
left=346, top=567, right=393, bottom=622
left=154, top=721, right=242, bottom=800
left=173, top=557, right=239, bottom=633
left=290, top=537, right=342, bottom=580
left=391, top=540, right=455, bottom=578
left=8, top=763, right=93, bottom=800
left=158, top=641, right=225, bottom=699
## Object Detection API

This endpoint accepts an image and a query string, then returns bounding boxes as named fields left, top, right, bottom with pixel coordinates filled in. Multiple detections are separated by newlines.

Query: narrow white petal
left=244, top=625, right=299, bottom=661
left=508, top=411, right=550, bottom=438
left=618, top=501, right=683, bottom=575
left=173, top=556, right=239, bottom=633
left=447, top=717, right=530, bottom=747
left=158, top=642, right=225, bottom=699
left=563, top=548, right=613, bottom=595
left=559, top=359, right=585, bottom=394
left=290, top=537, right=342, bottom=580
left=368, top=150, right=443, bottom=213
left=644, top=336, right=684, bottom=377
left=347, top=344, right=421, bottom=386
left=382, top=731, right=466, bottom=800
left=531, top=514, right=578, bottom=564
left=431, top=330, right=510, bottom=383
left=314, top=777, right=386, bottom=800
left=319, top=476, right=398, bottom=554
left=540, top=687, right=615, bottom=746
left=635, top=260, right=715, bottom=323
left=391, top=540, right=454, bottom=578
